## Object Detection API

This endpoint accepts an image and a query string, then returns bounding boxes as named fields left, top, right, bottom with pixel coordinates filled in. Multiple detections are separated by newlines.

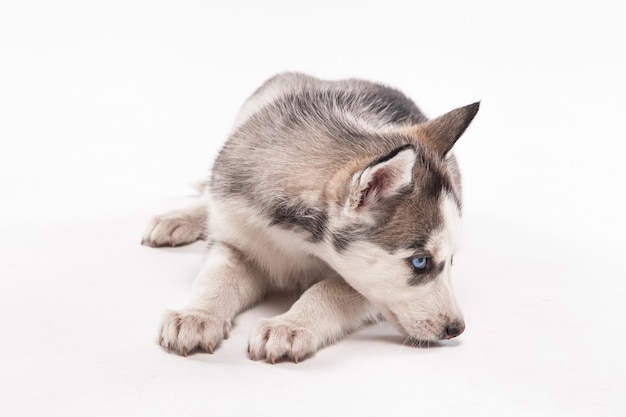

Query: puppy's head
left=328, top=102, right=479, bottom=342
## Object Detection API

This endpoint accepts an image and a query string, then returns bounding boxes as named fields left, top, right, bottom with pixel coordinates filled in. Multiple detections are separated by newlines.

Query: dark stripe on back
left=269, top=202, right=328, bottom=242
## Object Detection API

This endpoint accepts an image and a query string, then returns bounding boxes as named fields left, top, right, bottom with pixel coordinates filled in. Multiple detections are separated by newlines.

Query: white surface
left=1, top=1, right=625, bottom=416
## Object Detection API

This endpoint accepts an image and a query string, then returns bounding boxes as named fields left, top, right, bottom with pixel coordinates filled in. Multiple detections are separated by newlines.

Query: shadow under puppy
left=142, top=72, right=479, bottom=363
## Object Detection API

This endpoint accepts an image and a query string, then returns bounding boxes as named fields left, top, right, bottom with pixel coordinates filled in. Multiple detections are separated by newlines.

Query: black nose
left=445, top=321, right=465, bottom=339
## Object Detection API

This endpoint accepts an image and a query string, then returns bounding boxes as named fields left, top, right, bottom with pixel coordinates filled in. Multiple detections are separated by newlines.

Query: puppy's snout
left=444, top=321, right=465, bottom=339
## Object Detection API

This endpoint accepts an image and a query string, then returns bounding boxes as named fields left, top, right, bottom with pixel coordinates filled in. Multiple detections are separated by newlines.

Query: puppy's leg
left=248, top=277, right=378, bottom=363
left=159, top=243, right=267, bottom=356
left=142, top=199, right=208, bottom=247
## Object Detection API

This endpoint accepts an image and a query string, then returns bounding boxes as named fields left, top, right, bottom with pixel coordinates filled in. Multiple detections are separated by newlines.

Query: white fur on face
left=323, top=193, right=464, bottom=341
left=437, top=192, right=462, bottom=259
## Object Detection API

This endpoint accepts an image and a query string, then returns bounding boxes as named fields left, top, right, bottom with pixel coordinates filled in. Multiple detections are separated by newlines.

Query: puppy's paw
left=158, top=309, right=231, bottom=356
left=248, top=318, right=318, bottom=364
left=142, top=212, right=204, bottom=247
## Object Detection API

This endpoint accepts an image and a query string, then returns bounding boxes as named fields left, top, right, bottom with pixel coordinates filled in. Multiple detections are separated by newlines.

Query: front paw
left=158, top=309, right=231, bottom=356
left=248, top=318, right=318, bottom=364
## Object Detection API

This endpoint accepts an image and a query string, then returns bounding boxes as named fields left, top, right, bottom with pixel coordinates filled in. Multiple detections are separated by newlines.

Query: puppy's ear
left=416, top=102, right=480, bottom=158
left=346, top=145, right=416, bottom=212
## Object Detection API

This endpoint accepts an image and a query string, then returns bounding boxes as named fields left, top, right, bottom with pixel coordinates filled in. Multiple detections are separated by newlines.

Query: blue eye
left=411, top=257, right=428, bottom=271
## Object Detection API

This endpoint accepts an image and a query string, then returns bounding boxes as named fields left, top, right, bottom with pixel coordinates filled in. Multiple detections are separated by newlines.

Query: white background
left=1, top=1, right=625, bottom=416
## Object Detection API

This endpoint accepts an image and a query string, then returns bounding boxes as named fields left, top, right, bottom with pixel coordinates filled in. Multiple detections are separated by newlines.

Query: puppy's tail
left=188, top=178, right=209, bottom=195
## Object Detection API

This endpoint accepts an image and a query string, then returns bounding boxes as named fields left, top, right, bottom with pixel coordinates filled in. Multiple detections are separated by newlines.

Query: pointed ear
left=417, top=102, right=480, bottom=157
left=346, top=145, right=416, bottom=212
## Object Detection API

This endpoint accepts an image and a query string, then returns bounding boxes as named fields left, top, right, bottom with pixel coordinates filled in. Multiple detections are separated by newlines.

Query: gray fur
left=211, top=73, right=471, bottom=246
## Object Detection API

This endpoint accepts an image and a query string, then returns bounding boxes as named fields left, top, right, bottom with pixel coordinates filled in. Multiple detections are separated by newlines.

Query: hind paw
left=142, top=211, right=205, bottom=247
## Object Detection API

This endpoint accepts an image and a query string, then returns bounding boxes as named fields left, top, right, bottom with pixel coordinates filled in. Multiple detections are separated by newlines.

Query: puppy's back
left=211, top=73, right=427, bottom=205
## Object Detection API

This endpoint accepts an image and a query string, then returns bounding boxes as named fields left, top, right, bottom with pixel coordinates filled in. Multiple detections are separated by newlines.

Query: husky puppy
left=143, top=73, right=479, bottom=363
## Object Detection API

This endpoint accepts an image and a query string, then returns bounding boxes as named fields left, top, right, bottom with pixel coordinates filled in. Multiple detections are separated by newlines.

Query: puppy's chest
left=210, top=198, right=334, bottom=289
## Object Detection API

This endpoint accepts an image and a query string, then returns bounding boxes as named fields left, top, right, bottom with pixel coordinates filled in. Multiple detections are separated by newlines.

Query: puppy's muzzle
left=443, top=320, right=465, bottom=339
